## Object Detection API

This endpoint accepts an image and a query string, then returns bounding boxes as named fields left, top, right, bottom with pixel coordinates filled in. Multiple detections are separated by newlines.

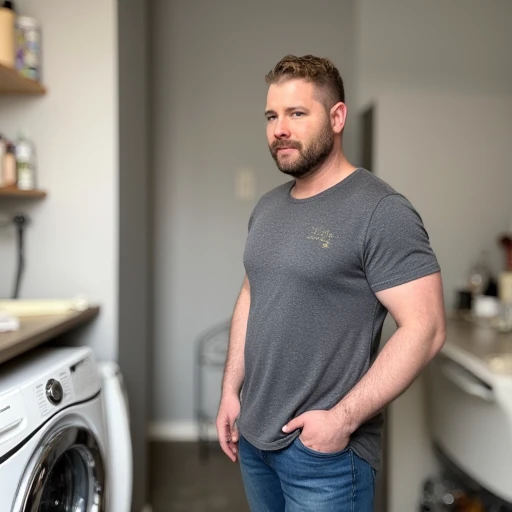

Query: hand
left=216, top=394, right=241, bottom=462
left=282, top=409, right=350, bottom=454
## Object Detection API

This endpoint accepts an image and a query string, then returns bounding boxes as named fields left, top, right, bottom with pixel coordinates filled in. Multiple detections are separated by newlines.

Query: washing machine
left=0, top=346, right=109, bottom=511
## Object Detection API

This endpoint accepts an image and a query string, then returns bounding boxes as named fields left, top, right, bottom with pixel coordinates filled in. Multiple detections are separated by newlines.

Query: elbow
left=428, top=324, right=446, bottom=361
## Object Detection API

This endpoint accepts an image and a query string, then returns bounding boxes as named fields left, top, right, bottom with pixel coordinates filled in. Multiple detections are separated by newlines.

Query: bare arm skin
left=216, top=275, right=251, bottom=461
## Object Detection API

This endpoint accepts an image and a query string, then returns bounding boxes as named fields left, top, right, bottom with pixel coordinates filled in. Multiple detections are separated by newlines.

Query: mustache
left=271, top=140, right=302, bottom=152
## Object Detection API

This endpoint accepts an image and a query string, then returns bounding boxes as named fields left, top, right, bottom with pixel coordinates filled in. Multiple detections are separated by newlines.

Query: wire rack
left=194, top=319, right=230, bottom=461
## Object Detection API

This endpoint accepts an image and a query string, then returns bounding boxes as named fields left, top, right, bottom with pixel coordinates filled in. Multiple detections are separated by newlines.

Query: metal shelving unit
left=194, top=320, right=230, bottom=461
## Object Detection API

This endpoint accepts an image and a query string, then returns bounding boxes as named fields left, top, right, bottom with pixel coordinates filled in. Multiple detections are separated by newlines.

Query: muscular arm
left=217, top=275, right=251, bottom=461
left=331, top=271, right=446, bottom=433
left=222, top=275, right=250, bottom=396
left=283, top=272, right=446, bottom=452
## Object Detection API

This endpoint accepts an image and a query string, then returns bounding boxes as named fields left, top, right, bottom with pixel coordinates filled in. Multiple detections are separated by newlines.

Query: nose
left=273, top=117, right=291, bottom=139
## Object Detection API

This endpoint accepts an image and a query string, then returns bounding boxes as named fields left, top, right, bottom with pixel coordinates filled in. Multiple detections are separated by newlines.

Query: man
left=216, top=54, right=445, bottom=511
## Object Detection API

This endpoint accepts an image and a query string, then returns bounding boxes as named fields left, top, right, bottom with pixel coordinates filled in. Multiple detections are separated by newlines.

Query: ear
left=330, top=102, right=347, bottom=135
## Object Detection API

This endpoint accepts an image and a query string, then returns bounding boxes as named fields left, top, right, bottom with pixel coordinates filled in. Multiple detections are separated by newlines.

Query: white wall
left=150, top=0, right=357, bottom=427
left=0, top=0, right=118, bottom=360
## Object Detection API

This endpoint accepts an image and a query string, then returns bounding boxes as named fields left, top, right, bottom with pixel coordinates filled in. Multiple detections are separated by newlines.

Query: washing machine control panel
left=31, top=352, right=98, bottom=419
left=45, top=379, right=63, bottom=405
left=36, top=371, right=71, bottom=417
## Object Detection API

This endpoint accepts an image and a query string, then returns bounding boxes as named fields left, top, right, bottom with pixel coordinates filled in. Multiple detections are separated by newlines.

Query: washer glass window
left=39, top=447, right=89, bottom=511
left=17, top=426, right=106, bottom=512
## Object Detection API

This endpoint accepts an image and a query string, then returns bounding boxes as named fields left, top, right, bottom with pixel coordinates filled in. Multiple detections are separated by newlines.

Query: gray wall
left=118, top=0, right=150, bottom=510
left=150, top=0, right=357, bottom=426
left=355, top=0, right=512, bottom=101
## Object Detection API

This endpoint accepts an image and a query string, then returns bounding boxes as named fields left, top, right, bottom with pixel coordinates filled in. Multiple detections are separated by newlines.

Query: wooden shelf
left=0, top=63, right=46, bottom=95
left=0, top=306, right=100, bottom=365
left=0, top=187, right=47, bottom=198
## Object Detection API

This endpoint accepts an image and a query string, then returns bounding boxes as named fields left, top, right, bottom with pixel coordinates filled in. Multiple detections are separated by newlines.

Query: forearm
left=332, top=323, right=445, bottom=434
left=221, top=276, right=250, bottom=398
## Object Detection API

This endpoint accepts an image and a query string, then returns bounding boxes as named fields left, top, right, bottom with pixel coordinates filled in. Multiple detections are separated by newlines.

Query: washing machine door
left=14, top=425, right=106, bottom=512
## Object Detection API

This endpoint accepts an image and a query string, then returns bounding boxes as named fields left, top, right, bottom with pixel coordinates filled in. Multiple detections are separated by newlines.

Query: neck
left=290, top=148, right=358, bottom=200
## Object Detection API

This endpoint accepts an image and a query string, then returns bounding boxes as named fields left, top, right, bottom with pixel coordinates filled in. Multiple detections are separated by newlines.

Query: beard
left=269, top=122, right=334, bottom=179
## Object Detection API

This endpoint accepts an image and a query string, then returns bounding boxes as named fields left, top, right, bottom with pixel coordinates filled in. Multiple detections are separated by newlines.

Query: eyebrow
left=264, top=106, right=309, bottom=117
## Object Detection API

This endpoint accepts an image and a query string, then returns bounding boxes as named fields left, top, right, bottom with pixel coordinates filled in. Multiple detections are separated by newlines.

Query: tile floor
left=150, top=441, right=249, bottom=512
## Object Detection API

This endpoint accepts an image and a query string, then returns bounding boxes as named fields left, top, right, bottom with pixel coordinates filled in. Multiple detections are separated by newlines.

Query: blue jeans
left=239, top=435, right=376, bottom=512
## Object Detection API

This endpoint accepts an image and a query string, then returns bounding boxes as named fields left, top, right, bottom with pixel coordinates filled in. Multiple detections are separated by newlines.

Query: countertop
left=446, top=316, right=512, bottom=358
left=443, top=315, right=512, bottom=378
left=0, top=307, right=100, bottom=365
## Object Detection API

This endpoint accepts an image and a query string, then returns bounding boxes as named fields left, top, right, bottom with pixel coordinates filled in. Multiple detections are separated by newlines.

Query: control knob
left=45, top=379, right=63, bottom=405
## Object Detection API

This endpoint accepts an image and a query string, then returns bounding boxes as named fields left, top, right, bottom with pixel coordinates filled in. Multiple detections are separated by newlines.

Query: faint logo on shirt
left=307, top=227, right=333, bottom=249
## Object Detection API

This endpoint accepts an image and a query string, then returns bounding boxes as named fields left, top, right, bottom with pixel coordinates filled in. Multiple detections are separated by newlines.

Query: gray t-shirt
left=238, top=168, right=440, bottom=470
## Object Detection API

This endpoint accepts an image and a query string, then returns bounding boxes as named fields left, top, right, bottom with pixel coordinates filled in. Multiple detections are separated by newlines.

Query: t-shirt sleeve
left=363, top=194, right=440, bottom=293
left=248, top=208, right=256, bottom=232
left=248, top=190, right=272, bottom=232
left=248, top=199, right=262, bottom=233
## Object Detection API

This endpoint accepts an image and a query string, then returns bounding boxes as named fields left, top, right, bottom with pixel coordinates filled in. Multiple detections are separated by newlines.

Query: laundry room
left=0, top=1, right=512, bottom=512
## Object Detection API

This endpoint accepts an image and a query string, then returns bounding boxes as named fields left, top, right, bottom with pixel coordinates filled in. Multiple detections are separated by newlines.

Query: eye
left=292, top=112, right=305, bottom=118
left=266, top=115, right=277, bottom=122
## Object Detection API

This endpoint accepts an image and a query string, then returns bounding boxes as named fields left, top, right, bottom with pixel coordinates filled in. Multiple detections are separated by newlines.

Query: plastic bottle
left=0, top=1, right=15, bottom=68
left=15, top=131, right=36, bottom=190
left=0, top=135, right=6, bottom=186
left=468, top=250, right=491, bottom=297
left=3, top=142, right=17, bottom=187
left=498, top=222, right=512, bottom=306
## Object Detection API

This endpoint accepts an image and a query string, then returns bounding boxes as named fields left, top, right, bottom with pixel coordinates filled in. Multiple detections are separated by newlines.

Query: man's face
left=265, top=79, right=334, bottom=178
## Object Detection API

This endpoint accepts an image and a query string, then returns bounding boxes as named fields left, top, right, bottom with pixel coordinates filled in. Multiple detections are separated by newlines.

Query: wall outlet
left=235, top=168, right=255, bottom=201
left=0, top=213, right=10, bottom=228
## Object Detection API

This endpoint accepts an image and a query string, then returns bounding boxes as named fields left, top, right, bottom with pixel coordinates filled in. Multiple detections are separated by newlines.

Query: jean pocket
left=295, top=436, right=350, bottom=458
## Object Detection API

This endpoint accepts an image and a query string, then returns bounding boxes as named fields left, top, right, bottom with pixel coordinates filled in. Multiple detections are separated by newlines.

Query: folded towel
left=0, top=310, right=20, bottom=332
left=0, top=295, right=89, bottom=317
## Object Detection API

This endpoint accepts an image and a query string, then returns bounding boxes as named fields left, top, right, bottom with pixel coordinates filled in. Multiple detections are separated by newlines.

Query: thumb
left=231, top=420, right=239, bottom=442
left=282, top=414, right=305, bottom=433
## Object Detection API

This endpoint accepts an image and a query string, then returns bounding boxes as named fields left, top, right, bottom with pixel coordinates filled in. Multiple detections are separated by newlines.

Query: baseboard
left=148, top=421, right=218, bottom=442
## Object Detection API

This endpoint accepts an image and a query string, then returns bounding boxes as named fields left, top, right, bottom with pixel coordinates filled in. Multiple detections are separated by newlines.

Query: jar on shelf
left=15, top=15, right=41, bottom=81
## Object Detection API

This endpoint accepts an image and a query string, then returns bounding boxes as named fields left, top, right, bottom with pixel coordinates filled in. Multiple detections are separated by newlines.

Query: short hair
left=265, top=54, right=345, bottom=109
